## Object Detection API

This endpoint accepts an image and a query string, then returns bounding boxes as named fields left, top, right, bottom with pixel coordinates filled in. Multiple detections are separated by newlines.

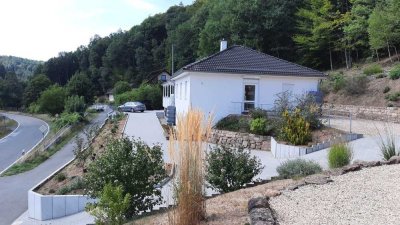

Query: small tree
left=113, top=81, right=131, bottom=96
left=37, top=85, right=66, bottom=115
left=84, top=137, right=166, bottom=218
left=206, top=145, right=263, bottom=193
left=279, top=109, right=312, bottom=145
left=87, top=183, right=131, bottom=225
left=64, top=95, right=86, bottom=114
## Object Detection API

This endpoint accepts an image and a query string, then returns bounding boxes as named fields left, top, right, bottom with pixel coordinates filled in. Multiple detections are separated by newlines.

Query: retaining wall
left=323, top=104, right=400, bottom=122
left=271, top=133, right=362, bottom=159
left=209, top=129, right=270, bottom=151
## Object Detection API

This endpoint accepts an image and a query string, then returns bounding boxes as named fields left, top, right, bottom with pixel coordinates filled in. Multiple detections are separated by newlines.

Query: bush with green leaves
left=57, top=177, right=85, bottom=195
left=113, top=81, right=131, bottom=96
left=84, top=137, right=166, bottom=218
left=215, top=115, right=250, bottom=132
left=383, top=86, right=391, bottom=93
left=363, top=64, right=383, bottom=75
left=37, top=85, right=66, bottom=115
left=87, top=183, right=131, bottom=225
left=64, top=95, right=86, bottom=114
left=344, top=75, right=368, bottom=95
left=249, top=108, right=268, bottom=119
left=55, top=172, right=66, bottom=182
left=295, top=93, right=322, bottom=130
left=385, top=92, right=400, bottom=102
left=328, top=143, right=353, bottom=168
left=389, top=65, right=400, bottom=80
left=249, top=118, right=273, bottom=135
left=276, top=159, right=322, bottom=179
left=330, top=72, right=345, bottom=92
left=206, top=145, right=263, bottom=193
left=376, top=125, right=399, bottom=160
left=54, top=112, right=82, bottom=129
left=279, top=109, right=312, bottom=145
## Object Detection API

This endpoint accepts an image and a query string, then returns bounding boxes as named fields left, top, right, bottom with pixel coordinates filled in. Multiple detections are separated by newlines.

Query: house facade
left=162, top=42, right=326, bottom=123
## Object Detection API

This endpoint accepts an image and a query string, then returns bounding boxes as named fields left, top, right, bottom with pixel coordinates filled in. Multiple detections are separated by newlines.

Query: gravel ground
left=270, top=164, right=400, bottom=225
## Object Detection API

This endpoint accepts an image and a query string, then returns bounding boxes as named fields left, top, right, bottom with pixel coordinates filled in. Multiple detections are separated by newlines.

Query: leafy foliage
left=363, top=64, right=383, bottom=75
left=115, top=84, right=162, bottom=109
left=37, top=85, right=66, bottom=115
left=84, top=138, right=166, bottom=217
left=376, top=124, right=399, bottom=160
left=249, top=118, right=272, bottom=135
left=389, top=65, right=400, bottom=80
left=328, top=143, right=353, bottom=168
left=383, top=86, right=391, bottom=93
left=64, top=95, right=86, bottom=114
left=23, top=74, right=52, bottom=106
left=87, top=183, right=131, bottom=225
left=344, top=75, right=368, bottom=95
left=215, top=115, right=250, bottom=132
left=54, top=112, right=82, bottom=129
left=279, top=109, right=312, bottom=145
left=206, top=145, right=263, bottom=193
left=113, top=81, right=131, bottom=96
left=277, top=159, right=322, bottom=179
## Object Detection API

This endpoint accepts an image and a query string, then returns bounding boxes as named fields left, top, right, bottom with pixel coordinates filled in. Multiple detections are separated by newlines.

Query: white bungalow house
left=162, top=41, right=326, bottom=123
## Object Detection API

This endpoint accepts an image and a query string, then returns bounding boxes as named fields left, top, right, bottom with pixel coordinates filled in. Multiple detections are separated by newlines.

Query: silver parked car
left=117, top=102, right=146, bottom=112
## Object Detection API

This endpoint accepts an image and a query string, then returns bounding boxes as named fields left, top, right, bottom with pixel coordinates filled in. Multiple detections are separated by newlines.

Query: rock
left=286, top=180, right=306, bottom=191
left=248, top=197, right=269, bottom=212
left=323, top=168, right=345, bottom=176
left=304, top=174, right=333, bottom=185
left=388, top=156, right=400, bottom=164
left=243, top=141, right=249, bottom=147
left=365, top=161, right=381, bottom=167
left=265, top=189, right=281, bottom=198
left=342, top=164, right=361, bottom=173
left=249, top=208, right=275, bottom=225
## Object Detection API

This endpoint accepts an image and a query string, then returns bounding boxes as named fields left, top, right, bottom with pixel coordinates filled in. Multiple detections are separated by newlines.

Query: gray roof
left=174, top=45, right=326, bottom=77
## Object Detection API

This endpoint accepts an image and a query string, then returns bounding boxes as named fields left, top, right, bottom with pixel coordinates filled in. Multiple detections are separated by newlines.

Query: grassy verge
left=0, top=118, right=18, bottom=139
left=1, top=123, right=85, bottom=176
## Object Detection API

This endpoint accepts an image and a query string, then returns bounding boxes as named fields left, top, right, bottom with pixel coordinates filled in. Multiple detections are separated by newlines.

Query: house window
left=160, top=74, right=167, bottom=81
left=184, top=81, right=187, bottom=100
left=244, top=84, right=256, bottom=111
left=171, top=86, right=174, bottom=95
left=167, top=85, right=170, bottom=97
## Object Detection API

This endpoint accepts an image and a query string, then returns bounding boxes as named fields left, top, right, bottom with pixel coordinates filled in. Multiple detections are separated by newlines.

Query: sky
left=0, top=0, right=193, bottom=61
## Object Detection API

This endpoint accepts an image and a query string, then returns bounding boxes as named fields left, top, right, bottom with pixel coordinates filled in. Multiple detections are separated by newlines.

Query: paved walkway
left=7, top=109, right=110, bottom=225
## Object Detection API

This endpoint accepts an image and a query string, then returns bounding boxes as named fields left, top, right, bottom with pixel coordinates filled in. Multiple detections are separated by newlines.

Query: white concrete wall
left=28, top=190, right=96, bottom=220
left=271, top=137, right=307, bottom=158
left=173, top=74, right=191, bottom=115
left=173, top=71, right=321, bottom=123
left=189, top=73, right=243, bottom=123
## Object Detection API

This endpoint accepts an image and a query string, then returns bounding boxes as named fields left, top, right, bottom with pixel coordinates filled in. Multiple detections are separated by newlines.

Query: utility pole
left=171, top=44, right=174, bottom=75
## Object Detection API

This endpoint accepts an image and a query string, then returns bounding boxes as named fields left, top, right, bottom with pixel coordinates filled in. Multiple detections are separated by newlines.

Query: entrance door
left=244, top=84, right=256, bottom=112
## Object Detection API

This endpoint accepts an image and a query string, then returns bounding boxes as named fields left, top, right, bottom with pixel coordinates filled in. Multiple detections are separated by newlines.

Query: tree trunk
left=356, top=49, right=359, bottom=62
left=344, top=49, right=349, bottom=69
left=387, top=40, right=393, bottom=62
left=329, top=48, right=333, bottom=71
left=376, top=49, right=380, bottom=61
left=394, top=45, right=399, bottom=61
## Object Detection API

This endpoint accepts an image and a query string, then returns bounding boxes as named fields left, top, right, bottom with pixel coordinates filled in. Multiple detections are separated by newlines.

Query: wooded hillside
left=0, top=56, right=41, bottom=79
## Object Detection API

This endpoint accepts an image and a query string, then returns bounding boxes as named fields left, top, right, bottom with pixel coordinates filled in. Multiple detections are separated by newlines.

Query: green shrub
left=87, top=183, right=131, bottom=225
left=64, top=95, right=86, bottom=114
left=37, top=85, right=66, bottom=115
left=54, top=112, right=82, bottom=129
left=377, top=125, right=399, bottom=160
left=55, top=172, right=66, bottom=182
left=56, top=177, right=85, bottom=195
left=344, top=75, right=368, bottom=95
left=387, top=103, right=394, bottom=107
left=363, top=64, right=383, bottom=75
left=249, top=118, right=273, bottom=135
left=383, top=86, right=391, bottom=93
left=84, top=138, right=166, bottom=217
left=389, top=65, right=400, bottom=80
left=249, top=108, right=268, bottom=119
left=206, top=145, right=263, bottom=193
left=113, top=81, right=131, bottom=96
left=330, top=72, right=345, bottom=92
left=319, top=79, right=332, bottom=94
left=279, top=109, right=312, bottom=145
left=328, top=143, right=353, bottom=168
left=115, top=83, right=162, bottom=109
left=376, top=73, right=386, bottom=79
left=385, top=92, right=400, bottom=102
left=215, top=115, right=250, bottom=132
left=296, top=93, right=322, bottom=130
left=276, top=159, right=322, bottom=179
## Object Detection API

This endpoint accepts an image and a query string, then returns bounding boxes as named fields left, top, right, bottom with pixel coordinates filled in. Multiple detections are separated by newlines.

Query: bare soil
left=324, top=60, right=400, bottom=107
left=129, top=179, right=294, bottom=225
left=36, top=116, right=128, bottom=195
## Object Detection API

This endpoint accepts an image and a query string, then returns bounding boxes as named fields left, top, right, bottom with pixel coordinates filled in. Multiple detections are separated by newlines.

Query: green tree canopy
left=23, top=74, right=52, bottom=106
left=37, top=85, right=66, bottom=115
left=113, top=81, right=131, bottom=96
left=66, top=72, right=94, bottom=104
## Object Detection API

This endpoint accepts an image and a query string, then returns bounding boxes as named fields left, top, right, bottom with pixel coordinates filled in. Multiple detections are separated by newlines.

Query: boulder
left=388, top=156, right=400, bottom=165
left=249, top=208, right=275, bottom=225
left=264, top=189, right=281, bottom=198
left=286, top=180, right=306, bottom=191
left=323, top=168, right=345, bottom=176
left=304, top=174, right=333, bottom=185
left=342, top=164, right=361, bottom=173
left=248, top=197, right=269, bottom=212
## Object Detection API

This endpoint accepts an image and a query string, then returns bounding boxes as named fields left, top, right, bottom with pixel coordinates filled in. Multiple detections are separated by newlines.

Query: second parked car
left=118, top=102, right=146, bottom=112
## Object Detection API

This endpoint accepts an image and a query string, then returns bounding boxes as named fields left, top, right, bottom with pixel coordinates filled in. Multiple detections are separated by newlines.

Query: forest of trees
left=0, top=56, right=41, bottom=79
left=1, top=0, right=399, bottom=110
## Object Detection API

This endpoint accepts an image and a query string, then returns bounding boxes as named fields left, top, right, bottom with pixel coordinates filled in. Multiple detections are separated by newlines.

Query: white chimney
left=220, top=39, right=228, bottom=51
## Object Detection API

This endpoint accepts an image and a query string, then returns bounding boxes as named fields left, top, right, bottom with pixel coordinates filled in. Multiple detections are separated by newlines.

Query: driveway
left=0, top=113, right=49, bottom=172
left=3, top=108, right=110, bottom=225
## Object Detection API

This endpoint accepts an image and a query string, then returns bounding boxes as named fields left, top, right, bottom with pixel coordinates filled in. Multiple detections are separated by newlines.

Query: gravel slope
left=270, top=164, right=400, bottom=225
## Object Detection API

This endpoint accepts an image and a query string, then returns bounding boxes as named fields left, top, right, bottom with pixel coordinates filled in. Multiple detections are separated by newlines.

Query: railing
left=231, top=102, right=274, bottom=114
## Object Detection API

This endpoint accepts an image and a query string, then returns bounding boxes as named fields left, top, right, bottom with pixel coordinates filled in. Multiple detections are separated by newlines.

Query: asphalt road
left=0, top=113, right=49, bottom=172
left=0, top=109, right=110, bottom=225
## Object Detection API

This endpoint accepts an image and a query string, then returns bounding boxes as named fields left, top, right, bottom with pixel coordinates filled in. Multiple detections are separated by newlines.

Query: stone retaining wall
left=323, top=104, right=400, bottom=122
left=209, top=130, right=271, bottom=151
